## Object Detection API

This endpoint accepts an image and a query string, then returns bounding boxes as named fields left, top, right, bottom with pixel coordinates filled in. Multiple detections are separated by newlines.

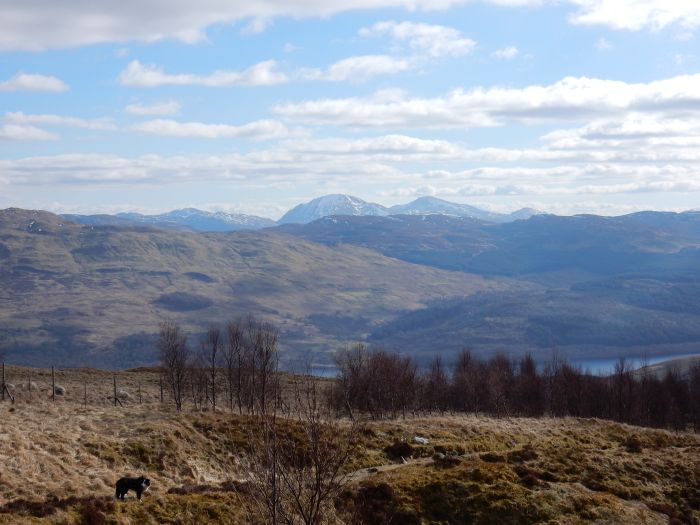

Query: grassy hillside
left=0, top=209, right=511, bottom=367
left=0, top=367, right=698, bottom=524
left=369, top=289, right=700, bottom=362
left=275, top=212, right=700, bottom=279
left=277, top=213, right=700, bottom=362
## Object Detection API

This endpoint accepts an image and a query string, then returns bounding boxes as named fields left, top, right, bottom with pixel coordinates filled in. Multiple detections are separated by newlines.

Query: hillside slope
left=0, top=376, right=697, bottom=525
left=0, top=208, right=507, bottom=367
left=277, top=212, right=700, bottom=362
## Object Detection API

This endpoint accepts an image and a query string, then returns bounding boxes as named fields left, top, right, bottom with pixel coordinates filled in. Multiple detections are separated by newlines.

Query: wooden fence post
left=1, top=363, right=14, bottom=404
left=84, top=382, right=87, bottom=407
left=113, top=375, right=123, bottom=407
left=138, top=382, right=142, bottom=405
left=52, top=366, right=55, bottom=403
left=160, top=377, right=163, bottom=403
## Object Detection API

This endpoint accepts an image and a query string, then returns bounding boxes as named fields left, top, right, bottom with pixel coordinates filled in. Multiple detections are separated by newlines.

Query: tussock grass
left=1, top=392, right=698, bottom=523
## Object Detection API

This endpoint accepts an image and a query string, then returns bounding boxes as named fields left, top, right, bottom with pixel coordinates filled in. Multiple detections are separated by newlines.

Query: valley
left=3, top=205, right=700, bottom=368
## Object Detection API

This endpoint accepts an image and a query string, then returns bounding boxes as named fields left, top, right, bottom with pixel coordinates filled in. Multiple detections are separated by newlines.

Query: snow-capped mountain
left=389, top=197, right=540, bottom=222
left=389, top=196, right=503, bottom=221
left=64, top=208, right=276, bottom=232
left=278, top=194, right=389, bottom=224
left=506, top=207, right=541, bottom=221
left=64, top=197, right=542, bottom=231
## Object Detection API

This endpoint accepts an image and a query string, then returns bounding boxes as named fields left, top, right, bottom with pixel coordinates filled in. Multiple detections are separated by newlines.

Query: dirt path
left=347, top=457, right=433, bottom=483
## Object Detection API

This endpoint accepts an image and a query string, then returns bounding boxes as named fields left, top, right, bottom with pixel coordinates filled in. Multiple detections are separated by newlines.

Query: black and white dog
left=115, top=475, right=151, bottom=501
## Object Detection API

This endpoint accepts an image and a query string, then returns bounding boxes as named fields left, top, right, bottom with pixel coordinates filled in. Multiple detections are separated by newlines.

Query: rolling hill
left=63, top=208, right=275, bottom=232
left=4, top=207, right=700, bottom=368
left=277, top=211, right=700, bottom=363
left=0, top=208, right=506, bottom=368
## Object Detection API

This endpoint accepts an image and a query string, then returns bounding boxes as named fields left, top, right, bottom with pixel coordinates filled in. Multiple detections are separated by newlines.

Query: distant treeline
left=329, top=345, right=700, bottom=431
left=156, top=317, right=700, bottom=432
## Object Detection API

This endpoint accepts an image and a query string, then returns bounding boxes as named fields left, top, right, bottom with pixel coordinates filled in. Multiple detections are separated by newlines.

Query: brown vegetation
left=330, top=346, right=700, bottom=431
left=0, top=390, right=698, bottom=524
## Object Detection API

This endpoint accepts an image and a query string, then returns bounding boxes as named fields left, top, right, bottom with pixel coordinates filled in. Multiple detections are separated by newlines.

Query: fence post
left=1, top=362, right=5, bottom=402
left=113, top=375, right=117, bottom=407
left=160, top=377, right=163, bottom=403
left=84, top=382, right=87, bottom=407
left=138, top=382, right=142, bottom=405
left=52, top=366, right=55, bottom=402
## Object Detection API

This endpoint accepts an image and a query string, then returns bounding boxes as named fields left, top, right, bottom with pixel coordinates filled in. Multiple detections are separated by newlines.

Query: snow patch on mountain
left=278, top=194, right=389, bottom=224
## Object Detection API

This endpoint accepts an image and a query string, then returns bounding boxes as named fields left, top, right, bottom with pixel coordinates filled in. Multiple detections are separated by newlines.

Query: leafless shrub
left=243, top=374, right=356, bottom=525
left=157, top=320, right=189, bottom=412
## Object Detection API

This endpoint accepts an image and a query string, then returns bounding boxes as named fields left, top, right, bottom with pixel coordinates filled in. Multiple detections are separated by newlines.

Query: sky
left=1, top=0, right=700, bottom=220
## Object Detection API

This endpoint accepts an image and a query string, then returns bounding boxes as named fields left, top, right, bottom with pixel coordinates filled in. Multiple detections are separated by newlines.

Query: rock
left=20, top=381, right=39, bottom=391
left=413, top=436, right=429, bottom=445
left=117, top=389, right=130, bottom=400
left=433, top=452, right=446, bottom=461
left=53, top=385, right=66, bottom=396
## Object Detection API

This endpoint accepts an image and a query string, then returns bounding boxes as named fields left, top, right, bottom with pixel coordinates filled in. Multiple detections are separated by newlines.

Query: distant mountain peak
left=65, top=208, right=275, bottom=232
left=278, top=194, right=388, bottom=224
left=390, top=197, right=541, bottom=223
left=278, top=194, right=543, bottom=224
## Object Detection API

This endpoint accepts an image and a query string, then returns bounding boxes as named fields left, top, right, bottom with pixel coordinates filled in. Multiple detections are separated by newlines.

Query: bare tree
left=514, top=353, right=544, bottom=417
left=157, top=320, right=189, bottom=412
left=206, top=325, right=222, bottom=411
left=245, top=374, right=355, bottom=525
left=423, top=355, right=448, bottom=414
left=246, top=317, right=279, bottom=415
left=190, top=349, right=208, bottom=410
left=331, top=344, right=369, bottom=420
left=224, top=318, right=245, bottom=413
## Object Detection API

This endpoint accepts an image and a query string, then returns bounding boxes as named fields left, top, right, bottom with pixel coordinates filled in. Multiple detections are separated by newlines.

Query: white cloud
left=595, top=37, right=612, bottom=50
left=5, top=112, right=115, bottom=130
left=300, top=55, right=411, bottom=82
left=0, top=124, right=57, bottom=141
left=1, top=1, right=699, bottom=52
left=240, top=17, right=273, bottom=35
left=5, top=111, right=700, bottom=214
left=118, top=60, right=288, bottom=87
left=568, top=0, right=700, bottom=31
left=274, top=72, right=700, bottom=129
left=132, top=119, right=293, bottom=140
left=124, top=101, right=181, bottom=115
left=492, top=46, right=519, bottom=59
left=360, top=20, right=476, bottom=58
left=0, top=73, right=69, bottom=92
left=0, top=0, right=468, bottom=51
left=286, top=134, right=457, bottom=153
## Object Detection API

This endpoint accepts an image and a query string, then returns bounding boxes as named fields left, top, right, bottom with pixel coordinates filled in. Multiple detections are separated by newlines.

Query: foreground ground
left=0, top=368, right=698, bottom=524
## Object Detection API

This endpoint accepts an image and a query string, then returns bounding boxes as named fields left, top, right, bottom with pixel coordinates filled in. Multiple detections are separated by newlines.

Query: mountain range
left=0, top=207, right=504, bottom=368
left=3, top=206, right=700, bottom=368
left=64, top=195, right=541, bottom=231
left=63, top=208, right=276, bottom=232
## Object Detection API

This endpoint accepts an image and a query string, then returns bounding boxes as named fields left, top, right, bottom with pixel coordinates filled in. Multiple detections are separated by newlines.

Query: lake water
left=570, top=353, right=699, bottom=376
left=309, top=352, right=700, bottom=378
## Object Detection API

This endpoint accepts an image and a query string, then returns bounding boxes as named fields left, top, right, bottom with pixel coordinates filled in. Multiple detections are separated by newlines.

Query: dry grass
left=0, top=367, right=699, bottom=524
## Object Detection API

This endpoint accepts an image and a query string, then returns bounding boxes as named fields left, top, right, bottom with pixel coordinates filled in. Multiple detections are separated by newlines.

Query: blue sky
left=1, top=0, right=700, bottom=219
